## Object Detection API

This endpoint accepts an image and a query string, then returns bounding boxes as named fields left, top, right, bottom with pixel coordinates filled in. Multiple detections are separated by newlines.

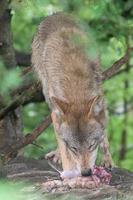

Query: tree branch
left=0, top=81, right=41, bottom=120
left=4, top=115, right=52, bottom=161
left=102, top=47, right=133, bottom=81
left=19, top=115, right=51, bottom=147
left=21, top=66, right=32, bottom=76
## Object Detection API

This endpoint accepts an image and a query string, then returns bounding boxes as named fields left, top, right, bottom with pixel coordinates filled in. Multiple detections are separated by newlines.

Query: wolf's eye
left=88, top=140, right=97, bottom=151
left=63, top=139, right=78, bottom=155
left=70, top=146, right=78, bottom=155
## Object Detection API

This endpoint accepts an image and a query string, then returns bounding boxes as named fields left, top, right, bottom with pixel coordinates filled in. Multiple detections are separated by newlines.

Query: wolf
left=32, top=12, right=113, bottom=176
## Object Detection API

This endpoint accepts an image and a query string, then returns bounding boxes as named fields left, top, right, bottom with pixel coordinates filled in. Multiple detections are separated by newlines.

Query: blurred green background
left=1, top=0, right=133, bottom=170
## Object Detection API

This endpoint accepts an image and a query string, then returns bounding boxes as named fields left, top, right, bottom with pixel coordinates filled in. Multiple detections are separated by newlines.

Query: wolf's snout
left=81, top=168, right=92, bottom=176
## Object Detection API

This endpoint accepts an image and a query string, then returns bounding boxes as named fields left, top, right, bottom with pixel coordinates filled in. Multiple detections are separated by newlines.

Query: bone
left=60, top=169, right=81, bottom=179
left=42, top=176, right=97, bottom=192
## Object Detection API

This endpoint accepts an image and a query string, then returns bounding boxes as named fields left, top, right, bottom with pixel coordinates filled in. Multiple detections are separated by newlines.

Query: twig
left=21, top=66, right=32, bottom=76
left=48, top=160, right=61, bottom=174
left=32, top=142, right=44, bottom=150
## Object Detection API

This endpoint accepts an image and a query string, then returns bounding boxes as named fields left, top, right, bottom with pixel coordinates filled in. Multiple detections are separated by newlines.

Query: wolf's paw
left=45, top=149, right=61, bottom=164
left=101, top=156, right=114, bottom=168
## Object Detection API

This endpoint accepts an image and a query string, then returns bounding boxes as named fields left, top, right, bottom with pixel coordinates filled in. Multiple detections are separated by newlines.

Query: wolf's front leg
left=45, top=148, right=61, bottom=164
left=100, top=133, right=114, bottom=168
left=44, top=112, right=61, bottom=164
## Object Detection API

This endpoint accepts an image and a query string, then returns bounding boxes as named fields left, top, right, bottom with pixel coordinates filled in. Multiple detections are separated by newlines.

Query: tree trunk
left=0, top=0, right=23, bottom=163
left=119, top=37, right=130, bottom=161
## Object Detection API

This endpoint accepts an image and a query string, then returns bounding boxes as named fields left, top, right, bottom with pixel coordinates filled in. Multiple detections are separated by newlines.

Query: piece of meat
left=92, top=166, right=112, bottom=184
left=60, top=166, right=112, bottom=183
left=42, top=166, right=112, bottom=191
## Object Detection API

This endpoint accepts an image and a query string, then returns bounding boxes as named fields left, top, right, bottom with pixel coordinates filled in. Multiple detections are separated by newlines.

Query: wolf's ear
left=88, top=96, right=104, bottom=117
left=51, top=97, right=69, bottom=114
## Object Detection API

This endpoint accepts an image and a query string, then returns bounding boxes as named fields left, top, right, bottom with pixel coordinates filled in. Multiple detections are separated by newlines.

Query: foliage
left=0, top=180, right=42, bottom=200
left=1, top=0, right=132, bottom=170
left=0, top=61, right=22, bottom=103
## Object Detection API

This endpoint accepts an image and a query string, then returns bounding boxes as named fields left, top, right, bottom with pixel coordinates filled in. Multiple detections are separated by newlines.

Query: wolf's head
left=52, top=96, right=106, bottom=175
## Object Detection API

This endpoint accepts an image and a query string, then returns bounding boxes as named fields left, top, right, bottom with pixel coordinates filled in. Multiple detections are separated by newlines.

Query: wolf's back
left=32, top=12, right=102, bottom=109
left=31, top=13, right=80, bottom=101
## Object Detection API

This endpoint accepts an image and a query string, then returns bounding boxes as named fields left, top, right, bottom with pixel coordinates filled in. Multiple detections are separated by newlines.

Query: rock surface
left=4, top=156, right=133, bottom=200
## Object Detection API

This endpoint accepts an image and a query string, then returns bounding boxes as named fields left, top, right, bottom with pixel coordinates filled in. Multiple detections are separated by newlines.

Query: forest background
left=0, top=0, right=133, bottom=172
